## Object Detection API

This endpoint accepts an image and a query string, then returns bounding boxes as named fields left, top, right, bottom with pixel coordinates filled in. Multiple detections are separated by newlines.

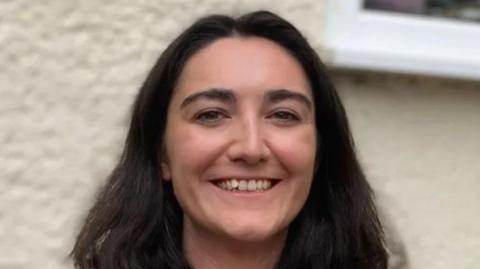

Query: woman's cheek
left=172, top=125, right=229, bottom=170
left=270, top=127, right=316, bottom=169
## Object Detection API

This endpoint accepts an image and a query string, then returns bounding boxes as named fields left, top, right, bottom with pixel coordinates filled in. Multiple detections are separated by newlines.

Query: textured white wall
left=334, top=71, right=480, bottom=269
left=1, top=1, right=479, bottom=269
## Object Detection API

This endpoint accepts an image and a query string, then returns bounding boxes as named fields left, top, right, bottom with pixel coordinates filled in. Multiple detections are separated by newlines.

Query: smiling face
left=162, top=37, right=317, bottom=243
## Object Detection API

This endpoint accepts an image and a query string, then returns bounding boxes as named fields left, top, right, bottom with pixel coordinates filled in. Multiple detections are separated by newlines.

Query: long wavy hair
left=71, top=10, right=387, bottom=269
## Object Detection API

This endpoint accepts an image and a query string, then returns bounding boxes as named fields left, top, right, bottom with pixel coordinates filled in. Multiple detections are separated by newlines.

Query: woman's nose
left=226, top=117, right=271, bottom=165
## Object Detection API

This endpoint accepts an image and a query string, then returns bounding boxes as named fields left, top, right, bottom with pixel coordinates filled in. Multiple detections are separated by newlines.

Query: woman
left=71, top=10, right=388, bottom=269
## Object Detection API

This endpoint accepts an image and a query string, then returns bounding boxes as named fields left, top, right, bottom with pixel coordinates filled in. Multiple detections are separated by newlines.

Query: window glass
left=364, top=0, right=480, bottom=23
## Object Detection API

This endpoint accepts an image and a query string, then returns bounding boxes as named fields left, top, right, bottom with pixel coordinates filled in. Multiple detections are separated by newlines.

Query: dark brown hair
left=71, top=10, right=387, bottom=269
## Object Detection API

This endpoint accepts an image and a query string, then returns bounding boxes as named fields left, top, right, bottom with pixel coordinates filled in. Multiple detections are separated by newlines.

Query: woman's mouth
left=211, top=178, right=279, bottom=192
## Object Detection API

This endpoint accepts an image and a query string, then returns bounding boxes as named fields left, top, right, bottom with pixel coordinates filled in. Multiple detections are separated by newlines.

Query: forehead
left=173, top=37, right=312, bottom=100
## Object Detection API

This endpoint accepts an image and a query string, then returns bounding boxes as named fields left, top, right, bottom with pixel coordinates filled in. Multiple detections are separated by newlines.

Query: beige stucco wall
left=334, top=70, right=480, bottom=269
left=1, top=1, right=479, bottom=269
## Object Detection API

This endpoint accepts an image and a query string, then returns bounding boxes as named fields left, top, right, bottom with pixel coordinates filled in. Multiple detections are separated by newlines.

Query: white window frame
left=322, top=0, right=480, bottom=80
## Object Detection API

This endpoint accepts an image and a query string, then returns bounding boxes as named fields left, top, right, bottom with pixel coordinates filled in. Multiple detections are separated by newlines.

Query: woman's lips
left=210, top=178, right=280, bottom=192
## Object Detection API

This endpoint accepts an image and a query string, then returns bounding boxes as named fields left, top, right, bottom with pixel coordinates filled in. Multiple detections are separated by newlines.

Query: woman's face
left=162, top=37, right=316, bottom=242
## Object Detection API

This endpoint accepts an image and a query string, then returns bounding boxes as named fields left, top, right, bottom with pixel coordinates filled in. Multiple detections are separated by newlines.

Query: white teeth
left=238, top=180, right=247, bottom=191
left=247, top=180, right=256, bottom=191
left=216, top=178, right=275, bottom=192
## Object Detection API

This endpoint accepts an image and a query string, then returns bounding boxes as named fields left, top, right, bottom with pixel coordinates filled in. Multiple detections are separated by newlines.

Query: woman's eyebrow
left=264, top=89, right=313, bottom=110
left=180, top=88, right=235, bottom=109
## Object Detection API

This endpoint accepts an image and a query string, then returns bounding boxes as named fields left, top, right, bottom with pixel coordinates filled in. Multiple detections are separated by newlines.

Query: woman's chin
left=218, top=222, right=286, bottom=243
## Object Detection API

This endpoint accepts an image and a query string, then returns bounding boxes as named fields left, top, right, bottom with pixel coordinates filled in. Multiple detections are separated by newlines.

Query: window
left=365, top=0, right=480, bottom=23
left=323, top=0, right=480, bottom=80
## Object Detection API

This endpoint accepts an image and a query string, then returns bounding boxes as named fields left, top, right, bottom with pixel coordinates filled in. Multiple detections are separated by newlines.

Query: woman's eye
left=195, top=110, right=228, bottom=124
left=269, top=111, right=301, bottom=123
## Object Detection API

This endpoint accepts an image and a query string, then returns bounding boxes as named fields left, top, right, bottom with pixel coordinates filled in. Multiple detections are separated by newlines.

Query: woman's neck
left=183, top=218, right=286, bottom=269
